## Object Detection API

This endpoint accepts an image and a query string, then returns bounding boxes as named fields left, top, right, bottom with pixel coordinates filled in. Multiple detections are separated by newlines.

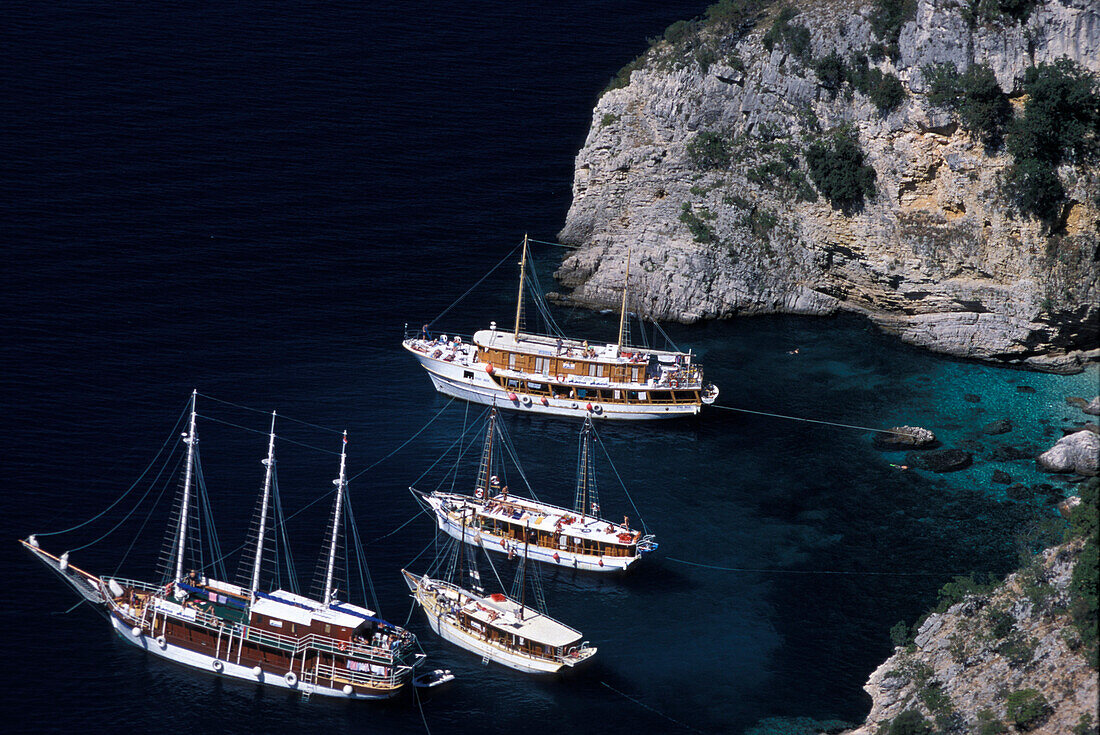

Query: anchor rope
left=589, top=424, right=648, bottom=535
left=710, top=403, right=909, bottom=436
left=599, top=681, right=705, bottom=734
left=665, top=556, right=956, bottom=577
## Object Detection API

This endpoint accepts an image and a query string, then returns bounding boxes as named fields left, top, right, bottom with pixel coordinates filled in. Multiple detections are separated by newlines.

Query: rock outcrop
left=1039, top=429, right=1100, bottom=475
left=556, top=0, right=1100, bottom=372
left=845, top=541, right=1097, bottom=734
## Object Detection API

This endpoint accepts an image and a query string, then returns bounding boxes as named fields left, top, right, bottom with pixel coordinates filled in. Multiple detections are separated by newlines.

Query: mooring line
left=666, top=557, right=954, bottom=577
left=711, top=403, right=906, bottom=435
left=600, top=681, right=705, bottom=734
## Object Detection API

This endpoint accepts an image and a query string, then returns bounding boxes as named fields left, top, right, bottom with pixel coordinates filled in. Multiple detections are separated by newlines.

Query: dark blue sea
left=2, top=2, right=1096, bottom=732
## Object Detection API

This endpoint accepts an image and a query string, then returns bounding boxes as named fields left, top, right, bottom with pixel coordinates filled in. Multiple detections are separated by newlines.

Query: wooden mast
left=322, top=431, right=348, bottom=605
left=250, top=411, right=276, bottom=594
left=519, top=520, right=530, bottom=620
left=175, top=389, right=198, bottom=583
left=513, top=234, right=528, bottom=341
left=616, top=248, right=631, bottom=350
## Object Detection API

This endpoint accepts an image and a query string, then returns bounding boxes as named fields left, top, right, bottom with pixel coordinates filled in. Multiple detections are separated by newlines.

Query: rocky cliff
left=556, top=0, right=1100, bottom=373
left=845, top=540, right=1097, bottom=734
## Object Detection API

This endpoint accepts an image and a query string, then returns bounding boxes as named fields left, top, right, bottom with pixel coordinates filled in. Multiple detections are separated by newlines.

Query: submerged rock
left=981, top=418, right=1013, bottom=435
left=1038, top=430, right=1100, bottom=476
left=964, top=394, right=982, bottom=403
left=991, top=469, right=1012, bottom=484
left=1016, top=386, right=1037, bottom=394
left=906, top=448, right=972, bottom=472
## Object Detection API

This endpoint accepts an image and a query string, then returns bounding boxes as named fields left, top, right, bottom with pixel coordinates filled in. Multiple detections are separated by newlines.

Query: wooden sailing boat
left=413, top=407, right=656, bottom=573
left=21, top=392, right=421, bottom=700
left=402, top=508, right=596, bottom=674
left=403, top=235, right=719, bottom=420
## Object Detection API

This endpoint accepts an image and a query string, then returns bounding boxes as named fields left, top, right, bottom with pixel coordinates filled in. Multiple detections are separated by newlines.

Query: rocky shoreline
left=554, top=0, right=1100, bottom=373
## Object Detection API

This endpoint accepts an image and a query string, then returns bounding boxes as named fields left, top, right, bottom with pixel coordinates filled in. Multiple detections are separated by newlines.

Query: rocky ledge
left=846, top=540, right=1097, bottom=734
left=556, top=0, right=1099, bottom=373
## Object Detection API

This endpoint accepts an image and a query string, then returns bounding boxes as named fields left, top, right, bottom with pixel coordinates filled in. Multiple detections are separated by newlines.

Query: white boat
left=21, top=392, right=421, bottom=700
left=414, top=409, right=656, bottom=573
left=404, top=236, right=718, bottom=420
left=413, top=668, right=455, bottom=688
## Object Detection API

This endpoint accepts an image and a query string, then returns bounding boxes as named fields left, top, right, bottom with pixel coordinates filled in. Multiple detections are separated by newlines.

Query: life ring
left=521, top=395, right=532, bottom=405
left=285, top=671, right=298, bottom=687
left=672, top=379, right=679, bottom=388
left=474, top=487, right=484, bottom=499
left=211, top=659, right=224, bottom=672
left=338, top=641, right=348, bottom=652
left=591, top=404, right=602, bottom=414
left=556, top=374, right=564, bottom=382
left=618, top=533, right=634, bottom=543
left=155, top=635, right=167, bottom=649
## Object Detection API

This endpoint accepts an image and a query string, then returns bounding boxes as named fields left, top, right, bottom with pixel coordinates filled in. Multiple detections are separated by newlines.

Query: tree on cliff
left=805, top=126, right=877, bottom=212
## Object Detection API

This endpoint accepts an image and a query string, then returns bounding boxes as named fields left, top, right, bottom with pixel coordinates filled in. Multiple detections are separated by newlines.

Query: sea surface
left=2, top=2, right=1096, bottom=733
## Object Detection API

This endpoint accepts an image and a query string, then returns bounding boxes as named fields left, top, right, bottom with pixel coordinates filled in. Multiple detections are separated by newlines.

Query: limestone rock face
left=844, top=542, right=1097, bottom=734
left=557, top=0, right=1099, bottom=372
left=1039, top=430, right=1100, bottom=475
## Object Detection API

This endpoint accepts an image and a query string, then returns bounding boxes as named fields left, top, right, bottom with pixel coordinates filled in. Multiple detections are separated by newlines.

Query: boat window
left=596, top=364, right=604, bottom=377
left=651, top=390, right=672, bottom=402
left=509, top=353, right=516, bottom=370
left=613, top=390, right=621, bottom=400
left=626, top=391, right=638, bottom=400
left=507, top=379, right=520, bottom=388
left=463, top=371, right=474, bottom=380
left=588, top=363, right=597, bottom=377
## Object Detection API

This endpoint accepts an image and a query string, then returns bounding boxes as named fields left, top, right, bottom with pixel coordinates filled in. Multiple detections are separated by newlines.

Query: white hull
left=432, top=503, right=639, bottom=573
left=107, top=613, right=394, bottom=700
left=421, top=605, right=566, bottom=675
left=407, top=345, right=700, bottom=420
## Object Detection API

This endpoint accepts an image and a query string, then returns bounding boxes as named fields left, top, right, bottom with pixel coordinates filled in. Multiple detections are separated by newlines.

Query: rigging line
left=448, top=400, right=472, bottom=493
left=363, top=511, right=427, bottom=549
left=425, top=241, right=523, bottom=329
left=526, top=237, right=579, bottom=250
left=195, top=393, right=343, bottom=434
left=599, top=681, right=705, bottom=734
left=36, top=398, right=191, bottom=538
left=664, top=557, right=958, bottom=577
left=195, top=414, right=342, bottom=456
left=429, top=409, right=491, bottom=494
left=710, top=404, right=908, bottom=436
left=590, top=426, right=648, bottom=535
left=113, top=451, right=184, bottom=574
left=494, top=418, right=540, bottom=502
left=51, top=599, right=88, bottom=616
left=67, top=441, right=185, bottom=555
left=348, top=397, right=456, bottom=482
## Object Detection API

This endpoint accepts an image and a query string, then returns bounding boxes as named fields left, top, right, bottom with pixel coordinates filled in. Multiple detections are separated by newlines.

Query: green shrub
left=923, top=62, right=1009, bottom=145
left=705, top=0, right=769, bottom=28
left=805, top=127, right=876, bottom=211
left=890, top=620, right=910, bottom=647
left=935, top=573, right=994, bottom=612
left=864, top=68, right=906, bottom=112
left=687, top=131, right=732, bottom=169
left=1073, top=713, right=1095, bottom=735
left=1005, top=689, right=1050, bottom=731
left=1004, top=59, right=1100, bottom=222
left=884, top=710, right=932, bottom=735
left=604, top=53, right=647, bottom=94
left=985, top=607, right=1015, bottom=640
left=977, top=709, right=1008, bottom=735
left=814, top=51, right=847, bottom=91
left=870, top=0, right=917, bottom=57
left=663, top=19, right=697, bottom=46
left=762, top=6, right=811, bottom=61
left=680, top=203, right=716, bottom=243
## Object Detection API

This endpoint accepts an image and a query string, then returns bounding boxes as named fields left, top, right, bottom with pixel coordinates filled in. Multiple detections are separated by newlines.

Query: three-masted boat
left=21, top=392, right=421, bottom=700
left=413, top=408, right=656, bottom=573
left=403, top=235, right=718, bottom=420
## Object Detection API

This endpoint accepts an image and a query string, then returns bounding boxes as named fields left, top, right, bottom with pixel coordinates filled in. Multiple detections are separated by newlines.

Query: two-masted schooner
left=413, top=408, right=656, bottom=572
left=21, top=392, right=421, bottom=700
left=403, top=235, right=719, bottom=420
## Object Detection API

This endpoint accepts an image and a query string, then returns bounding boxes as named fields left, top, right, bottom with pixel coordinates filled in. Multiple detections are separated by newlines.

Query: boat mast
left=322, top=430, right=348, bottom=605
left=575, top=417, right=591, bottom=516
left=616, top=249, right=631, bottom=350
left=175, top=390, right=198, bottom=584
left=519, top=520, right=529, bottom=620
left=250, top=411, right=277, bottom=594
left=476, top=409, right=497, bottom=499
left=512, top=234, right=528, bottom=341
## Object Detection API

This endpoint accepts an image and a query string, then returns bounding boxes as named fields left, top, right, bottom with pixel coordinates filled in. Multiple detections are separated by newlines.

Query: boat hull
left=406, top=342, right=701, bottom=420
left=107, top=614, right=396, bottom=700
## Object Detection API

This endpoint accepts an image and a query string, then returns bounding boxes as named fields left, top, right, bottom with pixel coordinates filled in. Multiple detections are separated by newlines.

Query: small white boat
left=413, top=668, right=455, bottom=688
